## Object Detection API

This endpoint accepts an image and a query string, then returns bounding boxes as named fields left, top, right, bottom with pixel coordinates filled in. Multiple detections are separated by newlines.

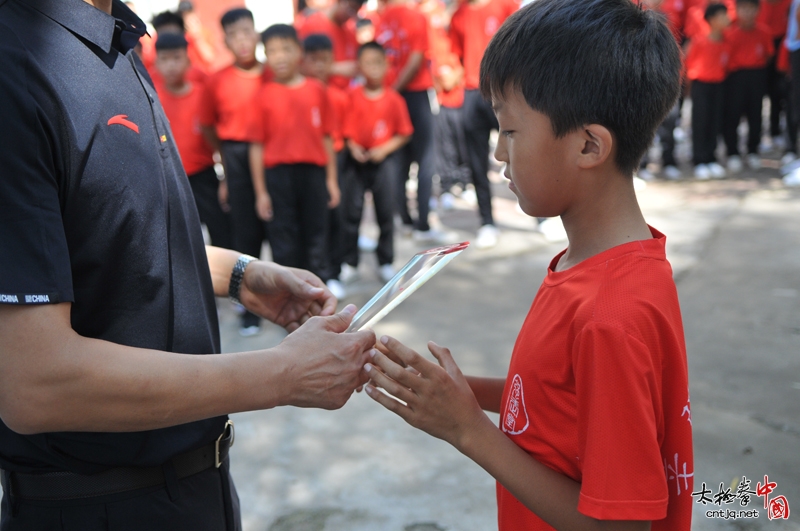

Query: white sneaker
left=439, top=192, right=456, bottom=211
left=727, top=155, right=743, bottom=173
left=339, top=263, right=359, bottom=284
left=663, top=165, right=682, bottom=180
left=780, top=152, right=797, bottom=166
left=694, top=164, right=711, bottom=180
left=413, top=229, right=445, bottom=244
left=783, top=167, right=800, bottom=186
left=475, top=224, right=499, bottom=249
left=378, top=264, right=396, bottom=283
left=637, top=168, right=655, bottom=181
left=239, top=325, right=260, bottom=337
left=773, top=136, right=787, bottom=152
left=461, top=188, right=477, bottom=206
left=326, top=279, right=346, bottom=299
left=707, top=162, right=726, bottom=179
left=746, top=154, right=761, bottom=170
left=538, top=217, right=568, bottom=243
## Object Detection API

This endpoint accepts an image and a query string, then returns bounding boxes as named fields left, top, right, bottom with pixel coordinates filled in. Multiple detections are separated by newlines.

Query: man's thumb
left=325, top=304, right=358, bottom=332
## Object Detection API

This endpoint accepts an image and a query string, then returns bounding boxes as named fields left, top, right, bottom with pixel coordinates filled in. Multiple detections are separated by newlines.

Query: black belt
left=1, top=420, right=234, bottom=501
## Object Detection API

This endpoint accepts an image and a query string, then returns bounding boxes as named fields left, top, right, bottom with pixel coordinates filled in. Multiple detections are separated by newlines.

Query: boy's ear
left=575, top=124, right=613, bottom=170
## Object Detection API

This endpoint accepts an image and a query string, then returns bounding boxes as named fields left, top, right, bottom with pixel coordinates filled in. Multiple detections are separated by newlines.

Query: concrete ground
left=2, top=165, right=798, bottom=530
left=215, top=166, right=800, bottom=530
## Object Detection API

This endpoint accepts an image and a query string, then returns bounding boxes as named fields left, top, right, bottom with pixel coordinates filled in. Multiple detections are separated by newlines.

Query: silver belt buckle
left=215, top=420, right=235, bottom=468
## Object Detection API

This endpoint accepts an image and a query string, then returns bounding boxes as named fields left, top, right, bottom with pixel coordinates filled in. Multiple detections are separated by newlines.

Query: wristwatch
left=228, top=255, right=257, bottom=306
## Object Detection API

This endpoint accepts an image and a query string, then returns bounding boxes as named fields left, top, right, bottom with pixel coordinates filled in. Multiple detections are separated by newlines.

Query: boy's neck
left=363, top=82, right=385, bottom=97
left=274, top=72, right=305, bottom=86
left=555, top=170, right=651, bottom=272
left=234, top=59, right=262, bottom=73
left=738, top=21, right=755, bottom=30
left=709, top=28, right=724, bottom=40
left=165, top=79, right=191, bottom=95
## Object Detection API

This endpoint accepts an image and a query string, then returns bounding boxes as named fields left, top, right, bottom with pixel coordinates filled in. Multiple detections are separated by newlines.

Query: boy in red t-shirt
left=723, top=0, right=775, bottom=171
left=686, top=4, right=732, bottom=179
left=363, top=1, right=693, bottom=530
left=199, top=8, right=266, bottom=336
left=376, top=0, right=438, bottom=242
left=450, top=0, right=518, bottom=248
left=249, top=25, right=340, bottom=284
left=155, top=33, right=232, bottom=250
left=341, top=42, right=413, bottom=283
left=303, top=33, right=352, bottom=297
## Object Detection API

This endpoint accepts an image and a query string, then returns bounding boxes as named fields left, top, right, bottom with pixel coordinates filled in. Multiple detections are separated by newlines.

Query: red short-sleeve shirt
left=725, top=23, right=775, bottom=71
left=159, top=83, right=214, bottom=176
left=376, top=4, right=433, bottom=92
left=497, top=228, right=693, bottom=531
left=248, top=77, right=333, bottom=168
left=199, top=64, right=269, bottom=143
left=343, top=87, right=414, bottom=150
left=449, top=0, right=518, bottom=90
left=297, top=11, right=359, bottom=90
left=756, top=0, right=791, bottom=39
left=685, top=34, right=731, bottom=82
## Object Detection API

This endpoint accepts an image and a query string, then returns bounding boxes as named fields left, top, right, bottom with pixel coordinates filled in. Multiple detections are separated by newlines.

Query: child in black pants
left=341, top=42, right=413, bottom=283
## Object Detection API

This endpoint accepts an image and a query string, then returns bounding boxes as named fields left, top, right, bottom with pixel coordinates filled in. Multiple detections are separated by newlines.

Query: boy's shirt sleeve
left=321, top=84, right=334, bottom=137
left=448, top=10, right=465, bottom=61
left=0, top=39, right=73, bottom=305
left=572, top=322, right=669, bottom=521
left=198, top=72, right=217, bottom=128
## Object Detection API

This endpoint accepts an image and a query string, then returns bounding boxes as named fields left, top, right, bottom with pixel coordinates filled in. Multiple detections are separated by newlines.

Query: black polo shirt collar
left=25, top=0, right=146, bottom=54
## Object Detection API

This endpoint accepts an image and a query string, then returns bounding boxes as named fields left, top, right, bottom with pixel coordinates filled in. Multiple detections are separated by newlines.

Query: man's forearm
left=0, top=304, right=288, bottom=435
left=207, top=245, right=244, bottom=297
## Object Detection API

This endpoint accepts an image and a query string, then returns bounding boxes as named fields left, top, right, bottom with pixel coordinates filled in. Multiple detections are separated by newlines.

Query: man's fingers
left=380, top=336, right=435, bottom=377
left=322, top=304, right=358, bottom=333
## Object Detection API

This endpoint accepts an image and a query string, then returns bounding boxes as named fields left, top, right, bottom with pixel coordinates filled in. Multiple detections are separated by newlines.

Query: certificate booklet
left=346, top=242, right=469, bottom=332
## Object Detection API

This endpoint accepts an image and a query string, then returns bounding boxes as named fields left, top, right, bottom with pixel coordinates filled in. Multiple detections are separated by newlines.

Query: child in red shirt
left=687, top=3, right=732, bottom=178
left=376, top=0, right=438, bottom=241
left=341, top=42, right=413, bottom=283
left=199, top=8, right=267, bottom=335
left=155, top=33, right=231, bottom=250
left=723, top=0, right=775, bottom=171
left=757, top=0, right=791, bottom=150
left=249, top=25, right=339, bottom=284
left=303, top=33, right=352, bottom=297
left=363, top=1, right=693, bottom=530
left=449, top=0, right=518, bottom=248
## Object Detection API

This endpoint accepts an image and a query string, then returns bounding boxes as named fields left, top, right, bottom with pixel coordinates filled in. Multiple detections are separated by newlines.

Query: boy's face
left=332, top=0, right=362, bottom=25
left=224, top=18, right=259, bottom=64
left=708, top=11, right=731, bottom=32
left=736, top=3, right=759, bottom=27
left=264, top=37, right=302, bottom=80
left=358, top=48, right=387, bottom=85
left=155, top=48, right=190, bottom=86
left=492, top=89, right=578, bottom=218
left=303, top=49, right=334, bottom=82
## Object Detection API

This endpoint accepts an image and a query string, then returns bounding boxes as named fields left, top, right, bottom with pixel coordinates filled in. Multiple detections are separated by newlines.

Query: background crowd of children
left=137, top=0, right=800, bottom=335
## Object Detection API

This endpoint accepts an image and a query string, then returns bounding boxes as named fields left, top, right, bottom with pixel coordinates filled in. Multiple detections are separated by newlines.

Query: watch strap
left=228, top=255, right=257, bottom=305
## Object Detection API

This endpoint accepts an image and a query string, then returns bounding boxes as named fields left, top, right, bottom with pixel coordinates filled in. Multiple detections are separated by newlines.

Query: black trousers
left=327, top=150, right=347, bottom=279
left=462, top=89, right=496, bottom=227
left=642, top=100, right=680, bottom=168
left=692, top=80, right=725, bottom=165
left=341, top=151, right=398, bottom=267
left=188, top=166, right=232, bottom=250
left=398, top=90, right=434, bottom=232
left=266, top=164, right=330, bottom=281
left=723, top=68, right=767, bottom=156
left=434, top=105, right=471, bottom=192
left=219, top=141, right=266, bottom=257
left=0, top=460, right=241, bottom=531
left=767, top=37, right=785, bottom=138
left=789, top=50, right=800, bottom=153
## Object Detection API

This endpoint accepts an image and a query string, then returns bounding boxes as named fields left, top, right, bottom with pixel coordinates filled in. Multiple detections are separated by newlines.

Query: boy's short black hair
left=152, top=11, right=185, bottom=33
left=735, top=0, right=759, bottom=6
left=304, top=33, right=334, bottom=53
left=261, top=24, right=300, bottom=46
left=705, top=3, right=728, bottom=20
left=358, top=41, right=385, bottom=58
left=221, top=8, right=254, bottom=30
left=480, top=0, right=682, bottom=175
left=155, top=32, right=189, bottom=52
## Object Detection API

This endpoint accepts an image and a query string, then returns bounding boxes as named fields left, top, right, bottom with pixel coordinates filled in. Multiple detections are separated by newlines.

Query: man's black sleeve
left=0, top=31, right=73, bottom=306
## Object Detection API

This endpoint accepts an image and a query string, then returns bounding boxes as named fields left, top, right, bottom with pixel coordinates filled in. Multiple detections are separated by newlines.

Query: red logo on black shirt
left=107, top=114, right=139, bottom=134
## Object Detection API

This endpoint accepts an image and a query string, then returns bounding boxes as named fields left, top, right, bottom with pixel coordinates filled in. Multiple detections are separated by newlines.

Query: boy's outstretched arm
left=365, top=337, right=650, bottom=531
left=464, top=376, right=505, bottom=413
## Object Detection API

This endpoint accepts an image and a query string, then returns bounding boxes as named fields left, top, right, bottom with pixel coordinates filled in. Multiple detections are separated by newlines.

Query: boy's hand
left=368, top=146, right=388, bottom=164
left=349, top=143, right=369, bottom=164
left=256, top=192, right=273, bottom=221
left=327, top=181, right=341, bottom=209
left=364, top=336, right=486, bottom=450
left=217, top=179, right=230, bottom=213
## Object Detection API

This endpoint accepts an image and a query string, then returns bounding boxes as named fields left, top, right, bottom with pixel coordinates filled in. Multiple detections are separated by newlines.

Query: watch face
left=345, top=242, right=469, bottom=333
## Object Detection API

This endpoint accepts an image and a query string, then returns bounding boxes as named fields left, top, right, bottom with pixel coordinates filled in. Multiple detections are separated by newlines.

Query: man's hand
left=275, top=305, right=376, bottom=409
left=255, top=192, right=273, bottom=221
left=240, top=261, right=337, bottom=331
left=364, top=336, right=486, bottom=450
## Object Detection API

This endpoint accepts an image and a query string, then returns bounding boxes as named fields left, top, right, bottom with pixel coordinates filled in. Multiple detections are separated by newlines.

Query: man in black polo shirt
left=0, top=0, right=376, bottom=529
